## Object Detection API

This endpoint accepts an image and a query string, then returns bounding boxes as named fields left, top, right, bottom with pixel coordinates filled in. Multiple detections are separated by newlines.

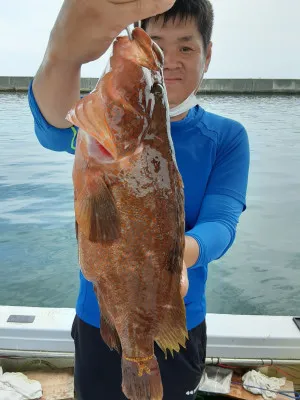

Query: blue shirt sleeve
left=205, top=126, right=250, bottom=208
left=186, top=126, right=250, bottom=268
left=27, top=80, right=77, bottom=155
left=186, top=194, right=244, bottom=267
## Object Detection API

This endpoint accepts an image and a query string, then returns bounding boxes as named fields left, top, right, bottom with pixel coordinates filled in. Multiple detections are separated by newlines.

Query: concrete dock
left=0, top=76, right=299, bottom=94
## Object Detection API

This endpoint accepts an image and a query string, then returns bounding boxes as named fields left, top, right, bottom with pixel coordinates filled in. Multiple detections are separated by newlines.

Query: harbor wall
left=0, top=76, right=300, bottom=94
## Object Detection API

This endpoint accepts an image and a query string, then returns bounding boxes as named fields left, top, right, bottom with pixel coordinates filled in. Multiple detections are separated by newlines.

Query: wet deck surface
left=4, top=366, right=297, bottom=400
left=25, top=368, right=74, bottom=400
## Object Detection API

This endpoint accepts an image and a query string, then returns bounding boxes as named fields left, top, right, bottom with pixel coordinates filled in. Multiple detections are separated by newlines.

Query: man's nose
left=163, top=50, right=180, bottom=69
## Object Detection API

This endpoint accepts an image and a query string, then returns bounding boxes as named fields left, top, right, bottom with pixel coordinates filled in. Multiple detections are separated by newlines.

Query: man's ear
left=204, top=41, right=213, bottom=73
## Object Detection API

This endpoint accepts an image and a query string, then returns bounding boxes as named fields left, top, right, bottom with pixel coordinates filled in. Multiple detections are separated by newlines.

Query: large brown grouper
left=66, top=27, right=188, bottom=400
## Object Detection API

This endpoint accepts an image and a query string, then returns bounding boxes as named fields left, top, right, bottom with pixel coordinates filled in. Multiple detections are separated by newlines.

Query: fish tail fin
left=121, top=355, right=163, bottom=400
left=100, top=316, right=121, bottom=353
left=155, top=293, right=188, bottom=359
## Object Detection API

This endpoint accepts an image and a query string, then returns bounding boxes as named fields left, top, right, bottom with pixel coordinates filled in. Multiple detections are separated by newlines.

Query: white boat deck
left=0, top=306, right=299, bottom=362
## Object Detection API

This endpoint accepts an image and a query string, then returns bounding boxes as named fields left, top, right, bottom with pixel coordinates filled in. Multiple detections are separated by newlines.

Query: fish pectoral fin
left=75, top=177, right=121, bottom=243
left=66, top=91, right=118, bottom=159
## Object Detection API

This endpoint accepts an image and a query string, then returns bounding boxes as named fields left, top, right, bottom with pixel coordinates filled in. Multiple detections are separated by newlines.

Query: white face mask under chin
left=168, top=62, right=205, bottom=118
left=168, top=92, right=199, bottom=118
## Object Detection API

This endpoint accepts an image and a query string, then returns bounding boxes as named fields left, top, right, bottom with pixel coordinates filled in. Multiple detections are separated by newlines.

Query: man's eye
left=180, top=47, right=193, bottom=53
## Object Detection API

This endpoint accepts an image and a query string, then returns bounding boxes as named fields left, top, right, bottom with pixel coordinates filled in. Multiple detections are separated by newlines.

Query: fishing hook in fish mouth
left=126, top=21, right=141, bottom=40
left=126, top=26, right=133, bottom=40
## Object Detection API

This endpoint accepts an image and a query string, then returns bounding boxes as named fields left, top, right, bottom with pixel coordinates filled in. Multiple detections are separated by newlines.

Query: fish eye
left=151, top=83, right=164, bottom=96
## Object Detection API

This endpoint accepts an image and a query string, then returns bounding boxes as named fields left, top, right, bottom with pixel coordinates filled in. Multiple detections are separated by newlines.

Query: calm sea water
left=0, top=92, right=299, bottom=316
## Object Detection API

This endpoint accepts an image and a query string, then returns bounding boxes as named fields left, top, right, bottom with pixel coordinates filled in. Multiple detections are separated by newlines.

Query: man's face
left=146, top=17, right=212, bottom=109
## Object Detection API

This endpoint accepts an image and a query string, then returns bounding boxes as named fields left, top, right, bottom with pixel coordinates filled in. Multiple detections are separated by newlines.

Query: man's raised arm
left=32, top=0, right=176, bottom=129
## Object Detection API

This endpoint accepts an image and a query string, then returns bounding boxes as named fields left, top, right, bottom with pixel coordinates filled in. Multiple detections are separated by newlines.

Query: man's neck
left=170, top=111, right=189, bottom=122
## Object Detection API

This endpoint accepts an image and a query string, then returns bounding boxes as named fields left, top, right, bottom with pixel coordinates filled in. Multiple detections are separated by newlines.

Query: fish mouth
left=66, top=27, right=162, bottom=164
left=133, top=28, right=163, bottom=70
left=114, top=27, right=163, bottom=71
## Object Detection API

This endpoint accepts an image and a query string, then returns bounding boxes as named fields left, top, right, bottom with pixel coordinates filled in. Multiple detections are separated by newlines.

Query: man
left=28, top=0, right=250, bottom=399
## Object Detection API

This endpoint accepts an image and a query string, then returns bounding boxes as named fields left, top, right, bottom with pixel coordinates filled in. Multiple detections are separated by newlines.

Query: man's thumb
left=180, top=263, right=189, bottom=297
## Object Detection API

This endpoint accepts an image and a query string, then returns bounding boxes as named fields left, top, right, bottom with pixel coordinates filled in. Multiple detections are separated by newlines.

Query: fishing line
left=126, top=25, right=133, bottom=40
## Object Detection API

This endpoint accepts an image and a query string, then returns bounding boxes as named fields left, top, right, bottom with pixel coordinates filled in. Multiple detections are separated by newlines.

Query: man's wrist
left=46, top=10, right=116, bottom=66
left=43, top=46, right=82, bottom=72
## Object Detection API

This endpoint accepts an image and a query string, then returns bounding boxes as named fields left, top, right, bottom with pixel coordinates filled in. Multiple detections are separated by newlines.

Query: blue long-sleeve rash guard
left=28, top=80, right=250, bottom=330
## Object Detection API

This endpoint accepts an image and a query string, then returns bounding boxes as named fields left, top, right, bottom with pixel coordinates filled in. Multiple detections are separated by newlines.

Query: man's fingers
left=138, top=0, right=176, bottom=17
left=108, top=0, right=176, bottom=21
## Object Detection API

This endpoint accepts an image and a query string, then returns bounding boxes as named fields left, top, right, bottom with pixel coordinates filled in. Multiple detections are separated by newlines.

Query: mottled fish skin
left=66, top=27, right=188, bottom=400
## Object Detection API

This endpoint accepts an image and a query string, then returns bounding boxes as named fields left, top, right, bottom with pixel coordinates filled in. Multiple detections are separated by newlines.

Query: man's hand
left=33, top=0, right=175, bottom=130
left=48, top=0, right=176, bottom=65
left=180, top=260, right=189, bottom=298
left=180, top=235, right=201, bottom=298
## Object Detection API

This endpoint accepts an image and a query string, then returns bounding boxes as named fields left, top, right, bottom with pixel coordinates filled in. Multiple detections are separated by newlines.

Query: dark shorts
left=71, top=315, right=207, bottom=400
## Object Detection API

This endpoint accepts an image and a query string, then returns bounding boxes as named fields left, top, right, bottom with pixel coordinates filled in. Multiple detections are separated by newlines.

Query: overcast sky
left=0, top=0, right=299, bottom=79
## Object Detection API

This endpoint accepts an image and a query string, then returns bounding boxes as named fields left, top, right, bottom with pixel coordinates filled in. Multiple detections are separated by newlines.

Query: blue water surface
left=0, top=92, right=299, bottom=316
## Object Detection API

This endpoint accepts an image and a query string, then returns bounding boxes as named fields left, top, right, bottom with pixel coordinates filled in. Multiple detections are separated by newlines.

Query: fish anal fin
left=100, top=315, right=121, bottom=353
left=94, top=284, right=121, bottom=353
left=75, top=177, right=121, bottom=243
left=155, top=295, right=188, bottom=359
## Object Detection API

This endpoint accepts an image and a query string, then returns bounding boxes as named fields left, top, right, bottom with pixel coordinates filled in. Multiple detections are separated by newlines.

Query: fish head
left=66, top=27, right=165, bottom=164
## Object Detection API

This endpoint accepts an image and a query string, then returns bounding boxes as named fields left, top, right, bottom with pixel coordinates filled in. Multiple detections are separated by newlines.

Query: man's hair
left=141, top=0, right=214, bottom=52
left=141, top=0, right=214, bottom=51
